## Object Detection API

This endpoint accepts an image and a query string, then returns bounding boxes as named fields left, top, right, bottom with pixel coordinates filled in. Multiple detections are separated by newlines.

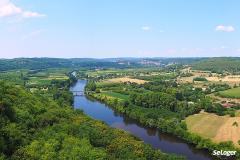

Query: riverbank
left=68, top=80, right=185, bottom=160
left=86, top=90, right=240, bottom=160
left=0, top=79, right=185, bottom=159
left=72, top=80, right=216, bottom=160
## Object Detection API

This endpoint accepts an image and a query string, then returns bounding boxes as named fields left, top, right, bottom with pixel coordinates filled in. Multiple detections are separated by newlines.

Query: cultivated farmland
left=106, top=77, right=148, bottom=84
left=185, top=111, right=240, bottom=147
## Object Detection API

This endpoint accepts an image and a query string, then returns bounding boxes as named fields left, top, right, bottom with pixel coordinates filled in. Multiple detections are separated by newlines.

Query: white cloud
left=22, top=11, right=45, bottom=18
left=141, top=26, right=150, bottom=31
left=215, top=25, right=235, bottom=32
left=0, top=0, right=21, bottom=17
left=0, top=0, right=45, bottom=18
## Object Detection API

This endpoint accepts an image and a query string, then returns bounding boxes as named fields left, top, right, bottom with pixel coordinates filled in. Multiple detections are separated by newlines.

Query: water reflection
left=71, top=80, right=214, bottom=160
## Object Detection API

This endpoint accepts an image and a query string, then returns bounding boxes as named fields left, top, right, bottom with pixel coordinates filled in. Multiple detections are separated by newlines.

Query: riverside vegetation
left=1, top=57, right=240, bottom=159
left=84, top=60, right=240, bottom=159
left=0, top=67, right=183, bottom=159
left=86, top=80, right=240, bottom=159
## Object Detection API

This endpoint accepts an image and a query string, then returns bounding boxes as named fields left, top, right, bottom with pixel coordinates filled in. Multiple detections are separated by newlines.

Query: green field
left=28, top=77, right=52, bottom=85
left=101, top=91, right=129, bottom=100
left=28, top=74, right=68, bottom=85
left=96, top=81, right=119, bottom=87
left=218, top=87, right=240, bottom=98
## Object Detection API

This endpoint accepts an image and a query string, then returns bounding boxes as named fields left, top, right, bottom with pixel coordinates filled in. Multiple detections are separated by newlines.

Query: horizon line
left=1, top=56, right=240, bottom=60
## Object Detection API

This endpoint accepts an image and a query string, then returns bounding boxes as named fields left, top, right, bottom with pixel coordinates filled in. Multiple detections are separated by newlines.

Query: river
left=70, top=80, right=214, bottom=160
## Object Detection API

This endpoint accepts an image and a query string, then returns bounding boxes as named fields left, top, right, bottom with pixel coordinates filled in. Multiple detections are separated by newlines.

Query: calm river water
left=70, top=80, right=214, bottom=160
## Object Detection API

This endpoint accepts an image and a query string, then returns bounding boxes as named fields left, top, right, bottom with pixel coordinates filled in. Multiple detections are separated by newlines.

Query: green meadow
left=219, top=87, right=240, bottom=98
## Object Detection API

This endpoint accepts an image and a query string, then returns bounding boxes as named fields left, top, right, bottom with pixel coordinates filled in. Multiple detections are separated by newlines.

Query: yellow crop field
left=185, top=112, right=240, bottom=147
left=106, top=77, right=148, bottom=84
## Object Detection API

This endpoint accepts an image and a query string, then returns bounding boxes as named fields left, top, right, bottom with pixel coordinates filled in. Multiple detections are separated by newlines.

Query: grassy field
left=28, top=74, right=68, bottom=85
left=206, top=75, right=240, bottom=84
left=214, top=117, right=240, bottom=147
left=87, top=69, right=121, bottom=77
left=101, top=91, right=129, bottom=100
left=86, top=68, right=163, bottom=77
left=178, top=69, right=240, bottom=87
left=218, top=87, right=240, bottom=98
left=185, top=112, right=240, bottom=147
left=28, top=77, right=52, bottom=85
left=26, top=68, right=69, bottom=86
left=185, top=112, right=228, bottom=138
left=106, top=77, right=148, bottom=84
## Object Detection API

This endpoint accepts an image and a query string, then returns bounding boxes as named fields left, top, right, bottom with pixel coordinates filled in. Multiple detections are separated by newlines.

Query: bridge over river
left=70, top=80, right=213, bottom=160
left=72, top=91, right=84, bottom=96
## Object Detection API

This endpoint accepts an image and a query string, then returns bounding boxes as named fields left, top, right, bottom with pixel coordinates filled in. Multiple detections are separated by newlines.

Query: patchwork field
left=206, top=75, right=240, bottom=84
left=179, top=69, right=240, bottom=86
left=106, top=77, right=148, bottom=84
left=28, top=75, right=68, bottom=85
left=185, top=112, right=240, bottom=147
left=218, top=87, right=240, bottom=98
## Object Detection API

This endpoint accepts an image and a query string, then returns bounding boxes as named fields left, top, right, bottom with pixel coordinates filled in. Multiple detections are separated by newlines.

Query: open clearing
left=213, top=117, right=240, bottom=147
left=106, top=77, right=148, bottom=84
left=185, top=112, right=229, bottom=139
left=101, top=91, right=129, bottom=100
left=218, top=87, right=240, bottom=98
left=28, top=74, right=68, bottom=86
left=179, top=69, right=240, bottom=86
left=185, top=112, right=240, bottom=147
left=206, top=75, right=240, bottom=84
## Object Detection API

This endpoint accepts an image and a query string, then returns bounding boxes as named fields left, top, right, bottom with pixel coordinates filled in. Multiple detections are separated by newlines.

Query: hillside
left=0, top=57, right=204, bottom=72
left=191, top=57, right=240, bottom=74
left=0, top=81, right=182, bottom=160
left=0, top=58, right=138, bottom=71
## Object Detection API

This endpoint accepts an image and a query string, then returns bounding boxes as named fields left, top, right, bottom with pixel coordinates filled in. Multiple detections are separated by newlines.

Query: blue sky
left=0, top=0, right=239, bottom=58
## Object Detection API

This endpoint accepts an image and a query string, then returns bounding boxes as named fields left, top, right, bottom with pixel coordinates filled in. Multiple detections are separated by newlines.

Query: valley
left=0, top=57, right=240, bottom=160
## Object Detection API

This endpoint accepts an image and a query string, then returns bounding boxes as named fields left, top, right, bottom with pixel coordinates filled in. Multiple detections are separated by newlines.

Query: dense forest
left=191, top=57, right=240, bottom=74
left=0, top=80, right=183, bottom=159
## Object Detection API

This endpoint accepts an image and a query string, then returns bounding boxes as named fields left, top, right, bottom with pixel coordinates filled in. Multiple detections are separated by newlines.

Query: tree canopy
left=0, top=81, right=182, bottom=160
